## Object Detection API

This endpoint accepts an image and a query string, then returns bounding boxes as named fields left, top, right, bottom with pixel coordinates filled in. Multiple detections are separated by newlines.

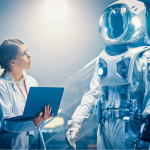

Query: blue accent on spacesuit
left=97, top=58, right=107, bottom=77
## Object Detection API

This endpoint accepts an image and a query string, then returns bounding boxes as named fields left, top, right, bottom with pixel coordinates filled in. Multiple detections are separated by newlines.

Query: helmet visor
left=99, top=4, right=131, bottom=40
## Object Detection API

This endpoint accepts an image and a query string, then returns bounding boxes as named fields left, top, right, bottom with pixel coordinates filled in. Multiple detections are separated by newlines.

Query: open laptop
left=5, top=87, right=64, bottom=121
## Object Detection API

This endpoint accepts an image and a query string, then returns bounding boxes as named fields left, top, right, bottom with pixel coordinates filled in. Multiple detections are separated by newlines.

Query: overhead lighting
left=45, top=0, right=67, bottom=19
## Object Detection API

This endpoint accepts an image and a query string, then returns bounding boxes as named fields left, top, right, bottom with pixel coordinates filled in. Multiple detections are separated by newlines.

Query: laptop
left=5, top=87, right=64, bottom=121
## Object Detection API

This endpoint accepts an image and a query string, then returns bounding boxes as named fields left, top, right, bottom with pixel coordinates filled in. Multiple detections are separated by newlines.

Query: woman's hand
left=33, top=105, right=53, bottom=126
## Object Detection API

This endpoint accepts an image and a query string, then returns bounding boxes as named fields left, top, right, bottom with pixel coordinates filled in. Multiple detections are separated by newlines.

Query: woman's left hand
left=33, top=105, right=53, bottom=126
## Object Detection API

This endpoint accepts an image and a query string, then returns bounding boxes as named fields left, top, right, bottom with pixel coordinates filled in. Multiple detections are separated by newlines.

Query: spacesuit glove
left=66, top=120, right=81, bottom=149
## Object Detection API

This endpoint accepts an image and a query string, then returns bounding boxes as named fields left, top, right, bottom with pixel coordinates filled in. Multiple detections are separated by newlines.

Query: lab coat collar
left=4, top=70, right=27, bottom=84
left=4, top=71, right=28, bottom=103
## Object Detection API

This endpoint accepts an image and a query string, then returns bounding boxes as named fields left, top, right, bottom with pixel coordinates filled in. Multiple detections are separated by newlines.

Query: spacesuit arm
left=142, top=51, right=150, bottom=120
left=135, top=51, right=150, bottom=148
left=66, top=59, right=101, bottom=149
left=135, top=115, right=150, bottom=149
left=69, top=58, right=101, bottom=128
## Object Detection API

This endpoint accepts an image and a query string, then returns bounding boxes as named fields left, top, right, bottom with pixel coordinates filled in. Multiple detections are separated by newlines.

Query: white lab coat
left=0, top=71, right=46, bottom=149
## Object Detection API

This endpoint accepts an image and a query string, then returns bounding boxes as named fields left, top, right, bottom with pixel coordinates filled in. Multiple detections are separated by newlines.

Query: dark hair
left=0, top=38, right=24, bottom=77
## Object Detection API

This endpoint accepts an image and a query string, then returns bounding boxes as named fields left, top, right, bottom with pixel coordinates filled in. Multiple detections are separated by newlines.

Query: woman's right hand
left=33, top=105, right=53, bottom=126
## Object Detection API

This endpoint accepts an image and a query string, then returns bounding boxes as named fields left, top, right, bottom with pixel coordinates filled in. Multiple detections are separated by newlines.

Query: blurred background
left=0, top=0, right=115, bottom=87
left=0, top=0, right=150, bottom=149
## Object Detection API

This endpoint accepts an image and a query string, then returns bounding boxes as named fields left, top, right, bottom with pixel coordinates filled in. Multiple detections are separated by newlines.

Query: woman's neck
left=11, top=70, right=23, bottom=81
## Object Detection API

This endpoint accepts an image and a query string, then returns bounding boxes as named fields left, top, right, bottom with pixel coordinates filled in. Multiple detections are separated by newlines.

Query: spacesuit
left=66, top=0, right=150, bottom=149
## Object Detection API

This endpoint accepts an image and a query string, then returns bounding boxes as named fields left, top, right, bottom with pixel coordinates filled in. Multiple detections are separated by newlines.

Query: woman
left=0, top=38, right=53, bottom=149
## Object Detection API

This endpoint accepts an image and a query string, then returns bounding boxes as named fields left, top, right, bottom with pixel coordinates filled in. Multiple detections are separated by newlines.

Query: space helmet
left=99, top=0, right=147, bottom=46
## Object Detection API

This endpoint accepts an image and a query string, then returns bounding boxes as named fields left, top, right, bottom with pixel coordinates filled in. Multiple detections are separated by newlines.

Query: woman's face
left=11, top=44, right=32, bottom=71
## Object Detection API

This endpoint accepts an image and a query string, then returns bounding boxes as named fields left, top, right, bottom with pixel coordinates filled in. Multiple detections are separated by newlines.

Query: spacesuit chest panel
left=98, top=46, right=150, bottom=86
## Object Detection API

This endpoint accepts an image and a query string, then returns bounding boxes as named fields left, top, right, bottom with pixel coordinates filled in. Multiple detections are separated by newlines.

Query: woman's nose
left=27, top=52, right=31, bottom=58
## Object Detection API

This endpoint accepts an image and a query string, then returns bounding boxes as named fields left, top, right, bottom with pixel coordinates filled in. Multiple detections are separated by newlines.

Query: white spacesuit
left=66, top=0, right=150, bottom=149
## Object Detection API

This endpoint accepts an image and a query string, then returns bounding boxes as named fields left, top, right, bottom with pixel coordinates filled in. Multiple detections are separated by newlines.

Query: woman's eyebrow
left=21, top=49, right=28, bottom=55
